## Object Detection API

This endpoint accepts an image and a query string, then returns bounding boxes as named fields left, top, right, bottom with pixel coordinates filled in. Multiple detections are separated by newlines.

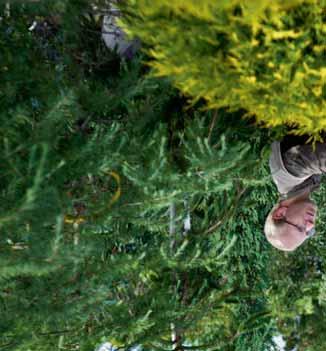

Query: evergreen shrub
left=119, top=0, right=325, bottom=141
left=1, top=1, right=325, bottom=350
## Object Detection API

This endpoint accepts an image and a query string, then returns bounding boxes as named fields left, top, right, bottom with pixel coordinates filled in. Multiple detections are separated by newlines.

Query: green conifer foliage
left=2, top=1, right=325, bottom=351
left=119, top=0, right=325, bottom=141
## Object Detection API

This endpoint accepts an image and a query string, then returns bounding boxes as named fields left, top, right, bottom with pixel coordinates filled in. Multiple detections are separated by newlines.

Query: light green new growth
left=120, top=0, right=325, bottom=141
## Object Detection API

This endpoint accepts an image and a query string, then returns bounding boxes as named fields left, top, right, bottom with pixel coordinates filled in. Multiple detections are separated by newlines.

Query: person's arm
left=282, top=141, right=326, bottom=178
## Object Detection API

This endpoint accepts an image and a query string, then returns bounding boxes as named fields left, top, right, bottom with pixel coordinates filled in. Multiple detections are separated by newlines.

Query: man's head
left=264, top=195, right=317, bottom=251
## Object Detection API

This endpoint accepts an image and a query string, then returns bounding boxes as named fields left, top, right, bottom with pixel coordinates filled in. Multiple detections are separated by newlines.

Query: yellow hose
left=64, top=171, right=121, bottom=225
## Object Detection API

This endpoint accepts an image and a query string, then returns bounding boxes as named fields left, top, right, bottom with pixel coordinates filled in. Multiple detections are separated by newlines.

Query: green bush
left=1, top=1, right=325, bottom=351
left=120, top=0, right=325, bottom=141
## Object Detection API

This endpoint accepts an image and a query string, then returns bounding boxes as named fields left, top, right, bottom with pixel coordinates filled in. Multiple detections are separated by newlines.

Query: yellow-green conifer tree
left=119, top=0, right=325, bottom=141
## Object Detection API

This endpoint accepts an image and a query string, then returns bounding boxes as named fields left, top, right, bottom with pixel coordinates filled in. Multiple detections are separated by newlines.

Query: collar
left=279, top=174, right=322, bottom=201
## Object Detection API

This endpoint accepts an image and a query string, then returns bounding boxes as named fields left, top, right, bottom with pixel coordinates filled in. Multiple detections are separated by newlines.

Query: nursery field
left=0, top=1, right=325, bottom=351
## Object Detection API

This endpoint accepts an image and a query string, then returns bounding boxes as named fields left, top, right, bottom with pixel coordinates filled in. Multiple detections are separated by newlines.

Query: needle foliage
left=1, top=1, right=326, bottom=351
left=119, top=0, right=325, bottom=142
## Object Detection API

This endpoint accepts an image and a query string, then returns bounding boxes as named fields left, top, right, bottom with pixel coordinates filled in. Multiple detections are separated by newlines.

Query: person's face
left=272, top=198, right=317, bottom=249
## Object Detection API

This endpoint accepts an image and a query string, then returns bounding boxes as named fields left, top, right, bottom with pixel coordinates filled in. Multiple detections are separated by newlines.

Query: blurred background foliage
left=0, top=1, right=325, bottom=350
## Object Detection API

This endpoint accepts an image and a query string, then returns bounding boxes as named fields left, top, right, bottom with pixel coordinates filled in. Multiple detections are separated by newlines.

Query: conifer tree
left=118, top=0, right=325, bottom=141
left=2, top=1, right=325, bottom=351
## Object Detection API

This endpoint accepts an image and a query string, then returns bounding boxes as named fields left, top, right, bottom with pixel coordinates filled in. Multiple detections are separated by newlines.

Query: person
left=101, top=0, right=141, bottom=60
left=264, top=134, right=326, bottom=251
